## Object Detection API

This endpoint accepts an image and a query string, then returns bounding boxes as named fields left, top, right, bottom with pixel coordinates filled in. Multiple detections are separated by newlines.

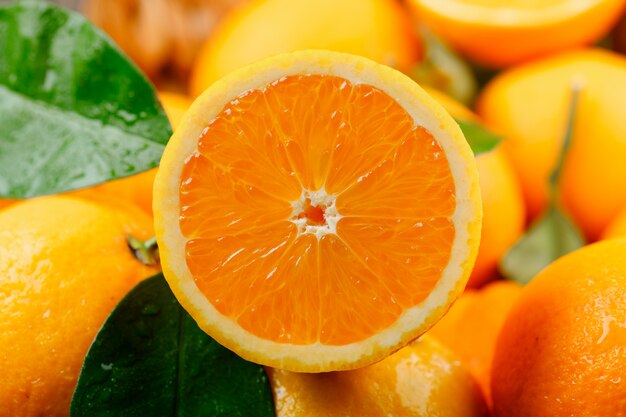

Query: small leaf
left=410, top=26, right=477, bottom=105
left=70, top=274, right=275, bottom=417
left=0, top=1, right=171, bottom=198
left=456, top=118, right=502, bottom=155
left=499, top=81, right=586, bottom=284
left=500, top=207, right=585, bottom=284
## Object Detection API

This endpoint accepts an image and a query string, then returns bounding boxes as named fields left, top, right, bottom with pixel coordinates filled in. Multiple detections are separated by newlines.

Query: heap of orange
left=478, top=49, right=626, bottom=239
left=408, top=0, right=626, bottom=67
left=190, top=0, right=421, bottom=96
left=428, top=280, right=521, bottom=405
left=0, top=196, right=158, bottom=417
left=269, top=336, right=488, bottom=417
left=154, top=50, right=482, bottom=371
left=424, top=88, right=525, bottom=287
left=491, top=239, right=626, bottom=416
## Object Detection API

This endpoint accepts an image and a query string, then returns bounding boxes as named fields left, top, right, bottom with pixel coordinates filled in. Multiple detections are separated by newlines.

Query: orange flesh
left=180, top=75, right=456, bottom=345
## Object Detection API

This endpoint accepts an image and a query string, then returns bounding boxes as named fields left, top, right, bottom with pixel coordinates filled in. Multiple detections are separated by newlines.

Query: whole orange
left=408, top=0, right=626, bottom=68
left=491, top=239, right=626, bottom=417
left=426, top=88, right=525, bottom=287
left=428, top=280, right=522, bottom=406
left=269, top=336, right=488, bottom=417
left=477, top=49, right=626, bottom=239
left=190, top=0, right=421, bottom=96
left=0, top=196, right=158, bottom=417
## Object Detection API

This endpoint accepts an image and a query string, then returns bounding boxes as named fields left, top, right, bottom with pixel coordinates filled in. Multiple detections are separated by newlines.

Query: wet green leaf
left=0, top=1, right=170, bottom=198
left=456, top=118, right=501, bottom=155
left=499, top=81, right=586, bottom=285
left=500, top=207, right=585, bottom=285
left=70, top=274, right=275, bottom=417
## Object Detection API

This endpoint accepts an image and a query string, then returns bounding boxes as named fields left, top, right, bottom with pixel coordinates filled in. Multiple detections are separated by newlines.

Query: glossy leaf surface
left=71, top=274, right=275, bottom=417
left=0, top=1, right=170, bottom=198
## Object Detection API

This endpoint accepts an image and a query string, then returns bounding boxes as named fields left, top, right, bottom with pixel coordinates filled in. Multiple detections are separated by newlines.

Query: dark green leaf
left=70, top=274, right=275, bottom=417
left=0, top=1, right=171, bottom=198
left=456, top=118, right=502, bottom=155
left=499, top=82, right=585, bottom=285
left=500, top=207, right=585, bottom=285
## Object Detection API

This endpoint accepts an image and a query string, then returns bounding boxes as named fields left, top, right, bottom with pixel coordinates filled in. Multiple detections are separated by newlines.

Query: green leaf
left=456, top=118, right=502, bottom=155
left=0, top=1, right=171, bottom=198
left=70, top=274, right=275, bottom=417
left=410, top=26, right=478, bottom=105
left=499, top=81, right=586, bottom=285
left=500, top=207, right=585, bottom=285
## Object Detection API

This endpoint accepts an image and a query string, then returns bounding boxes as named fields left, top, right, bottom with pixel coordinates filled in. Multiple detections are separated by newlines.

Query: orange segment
left=179, top=74, right=457, bottom=347
left=154, top=50, right=482, bottom=372
left=237, top=234, right=320, bottom=345
left=262, top=75, right=352, bottom=191
left=324, top=84, right=417, bottom=194
left=180, top=152, right=292, bottom=238
left=337, top=217, right=454, bottom=304
left=318, top=234, right=403, bottom=345
left=196, top=88, right=301, bottom=201
left=336, top=126, right=455, bottom=218
left=187, top=227, right=325, bottom=344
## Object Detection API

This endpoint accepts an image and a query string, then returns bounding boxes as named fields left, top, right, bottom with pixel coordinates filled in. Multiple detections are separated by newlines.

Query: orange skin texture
left=478, top=49, right=626, bottom=240
left=0, top=196, right=158, bottom=417
left=268, top=336, right=488, bottom=417
left=408, top=0, right=626, bottom=68
left=190, top=0, right=421, bottom=96
left=425, top=88, right=525, bottom=287
left=428, top=280, right=522, bottom=407
left=491, top=239, right=626, bottom=417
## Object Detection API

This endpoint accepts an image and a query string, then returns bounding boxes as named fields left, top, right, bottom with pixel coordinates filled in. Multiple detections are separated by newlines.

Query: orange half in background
left=154, top=51, right=482, bottom=372
left=409, top=0, right=626, bottom=67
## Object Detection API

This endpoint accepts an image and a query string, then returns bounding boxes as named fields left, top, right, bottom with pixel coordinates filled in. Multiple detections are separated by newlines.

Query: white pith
left=290, top=188, right=341, bottom=239
left=153, top=50, right=482, bottom=372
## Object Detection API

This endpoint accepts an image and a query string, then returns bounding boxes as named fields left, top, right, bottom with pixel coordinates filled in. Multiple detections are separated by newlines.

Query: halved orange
left=408, top=0, right=626, bottom=68
left=154, top=50, right=482, bottom=372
